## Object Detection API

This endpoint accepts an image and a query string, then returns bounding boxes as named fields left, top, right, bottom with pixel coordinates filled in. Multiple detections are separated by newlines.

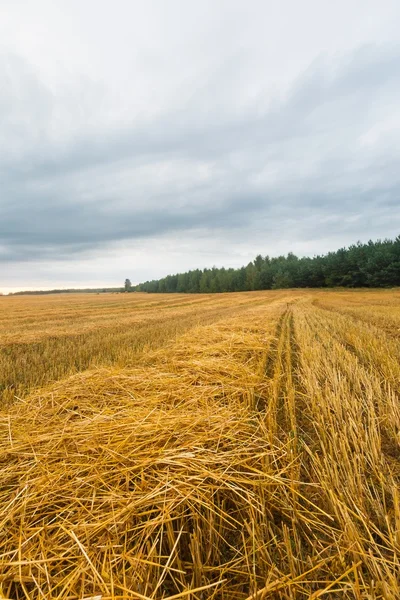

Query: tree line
left=9, top=287, right=121, bottom=296
left=134, top=236, right=400, bottom=293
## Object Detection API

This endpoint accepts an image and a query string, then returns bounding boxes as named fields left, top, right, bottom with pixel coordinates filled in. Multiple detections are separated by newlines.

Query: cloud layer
left=1, top=1, right=400, bottom=290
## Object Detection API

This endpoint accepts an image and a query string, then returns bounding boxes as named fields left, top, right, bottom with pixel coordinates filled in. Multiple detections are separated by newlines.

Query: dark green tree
left=133, top=235, right=400, bottom=294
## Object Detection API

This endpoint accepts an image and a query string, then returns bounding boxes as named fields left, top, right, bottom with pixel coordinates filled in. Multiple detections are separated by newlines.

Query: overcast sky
left=1, top=0, right=400, bottom=292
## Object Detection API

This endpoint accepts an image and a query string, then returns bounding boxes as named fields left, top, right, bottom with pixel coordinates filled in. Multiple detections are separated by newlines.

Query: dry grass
left=0, top=290, right=399, bottom=598
left=0, top=291, right=288, bottom=406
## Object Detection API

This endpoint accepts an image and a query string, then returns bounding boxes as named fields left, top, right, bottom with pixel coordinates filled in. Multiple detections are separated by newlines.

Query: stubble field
left=0, top=289, right=399, bottom=599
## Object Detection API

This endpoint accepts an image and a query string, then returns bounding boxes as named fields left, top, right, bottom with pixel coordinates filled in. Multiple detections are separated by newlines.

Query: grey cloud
left=1, top=43, right=400, bottom=268
left=4, top=44, right=400, bottom=172
left=0, top=179, right=266, bottom=261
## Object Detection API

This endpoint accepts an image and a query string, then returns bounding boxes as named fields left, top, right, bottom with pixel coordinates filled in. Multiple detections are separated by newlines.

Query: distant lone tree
left=124, top=278, right=132, bottom=292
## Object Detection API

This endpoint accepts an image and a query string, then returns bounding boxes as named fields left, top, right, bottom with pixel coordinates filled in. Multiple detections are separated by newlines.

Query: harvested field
left=0, top=290, right=399, bottom=599
left=0, top=291, right=289, bottom=406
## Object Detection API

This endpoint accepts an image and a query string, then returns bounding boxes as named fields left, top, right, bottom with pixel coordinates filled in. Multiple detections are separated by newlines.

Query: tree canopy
left=134, top=236, right=400, bottom=293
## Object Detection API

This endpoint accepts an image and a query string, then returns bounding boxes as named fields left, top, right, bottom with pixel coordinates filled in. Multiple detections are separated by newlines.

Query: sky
left=1, top=0, right=400, bottom=293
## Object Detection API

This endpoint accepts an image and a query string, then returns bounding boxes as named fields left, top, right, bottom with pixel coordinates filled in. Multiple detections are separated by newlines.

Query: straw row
left=0, top=301, right=299, bottom=599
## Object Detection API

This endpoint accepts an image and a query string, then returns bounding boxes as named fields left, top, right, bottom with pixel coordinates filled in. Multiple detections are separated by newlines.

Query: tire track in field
left=288, top=309, right=315, bottom=445
left=261, top=299, right=311, bottom=439
left=259, top=302, right=335, bottom=575
left=260, top=305, right=289, bottom=434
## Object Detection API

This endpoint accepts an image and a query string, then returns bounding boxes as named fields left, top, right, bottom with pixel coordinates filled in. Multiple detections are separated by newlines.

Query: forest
left=135, top=236, right=400, bottom=293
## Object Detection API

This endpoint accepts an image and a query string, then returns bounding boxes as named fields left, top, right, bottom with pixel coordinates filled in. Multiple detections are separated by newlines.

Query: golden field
left=0, top=292, right=279, bottom=406
left=0, top=289, right=399, bottom=599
